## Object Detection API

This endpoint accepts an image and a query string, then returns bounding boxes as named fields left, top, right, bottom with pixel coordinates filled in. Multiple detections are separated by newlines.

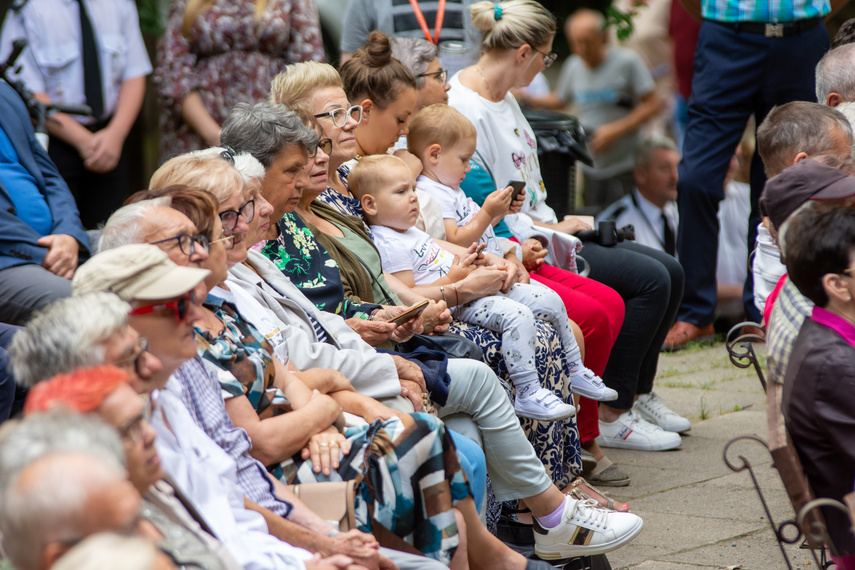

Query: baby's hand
left=522, top=239, right=547, bottom=271
left=446, top=254, right=476, bottom=282
left=482, top=185, right=514, bottom=218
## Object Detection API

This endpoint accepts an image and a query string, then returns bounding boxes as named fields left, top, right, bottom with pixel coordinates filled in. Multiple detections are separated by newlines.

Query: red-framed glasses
left=129, top=292, right=193, bottom=321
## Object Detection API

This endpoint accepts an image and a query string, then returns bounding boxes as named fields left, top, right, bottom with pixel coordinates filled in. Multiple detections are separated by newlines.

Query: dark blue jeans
left=581, top=241, right=684, bottom=410
left=677, top=20, right=828, bottom=326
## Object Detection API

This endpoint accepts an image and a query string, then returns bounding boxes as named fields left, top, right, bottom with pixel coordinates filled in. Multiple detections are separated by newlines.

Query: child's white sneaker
left=515, top=387, right=576, bottom=421
left=570, top=365, right=618, bottom=401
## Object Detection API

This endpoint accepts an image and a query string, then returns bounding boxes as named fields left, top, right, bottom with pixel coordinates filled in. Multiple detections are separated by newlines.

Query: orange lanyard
left=408, top=0, right=446, bottom=45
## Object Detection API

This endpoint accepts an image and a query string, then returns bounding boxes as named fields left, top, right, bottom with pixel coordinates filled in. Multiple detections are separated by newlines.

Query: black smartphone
left=508, top=180, right=526, bottom=202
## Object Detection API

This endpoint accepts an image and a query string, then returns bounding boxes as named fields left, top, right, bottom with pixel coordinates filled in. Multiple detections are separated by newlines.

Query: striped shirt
left=172, top=357, right=293, bottom=518
left=702, top=0, right=829, bottom=23
left=767, top=278, right=814, bottom=385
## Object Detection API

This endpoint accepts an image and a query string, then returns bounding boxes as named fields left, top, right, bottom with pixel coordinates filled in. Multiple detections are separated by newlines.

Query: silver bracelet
left=440, top=285, right=447, bottom=306
left=327, top=528, right=340, bottom=537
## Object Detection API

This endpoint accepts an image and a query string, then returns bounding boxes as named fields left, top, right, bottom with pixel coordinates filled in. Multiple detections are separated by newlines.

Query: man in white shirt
left=597, top=137, right=679, bottom=256
left=0, top=0, right=152, bottom=228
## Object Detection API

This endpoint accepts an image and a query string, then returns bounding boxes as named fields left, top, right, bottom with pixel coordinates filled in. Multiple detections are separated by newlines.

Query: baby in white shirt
left=350, top=152, right=616, bottom=422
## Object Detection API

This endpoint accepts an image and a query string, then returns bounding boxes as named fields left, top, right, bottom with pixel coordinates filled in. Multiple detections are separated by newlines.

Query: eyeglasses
left=118, top=397, right=153, bottom=444
left=313, top=105, right=363, bottom=128
left=149, top=233, right=210, bottom=257
left=129, top=291, right=193, bottom=322
left=220, top=199, right=255, bottom=232
left=115, top=337, right=150, bottom=377
left=514, top=45, right=557, bottom=68
left=417, top=68, right=448, bottom=85
left=308, top=138, right=333, bottom=158
left=533, top=47, right=557, bottom=68
left=220, top=145, right=237, bottom=164
left=209, top=234, right=236, bottom=249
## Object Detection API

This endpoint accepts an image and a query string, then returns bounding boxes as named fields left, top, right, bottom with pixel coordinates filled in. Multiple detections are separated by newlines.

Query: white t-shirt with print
left=370, top=225, right=455, bottom=286
left=448, top=73, right=558, bottom=242
left=417, top=175, right=503, bottom=256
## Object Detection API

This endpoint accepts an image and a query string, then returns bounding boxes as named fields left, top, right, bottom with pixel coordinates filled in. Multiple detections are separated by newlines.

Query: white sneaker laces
left=639, top=392, right=672, bottom=417
left=625, top=410, right=664, bottom=433
left=572, top=499, right=609, bottom=529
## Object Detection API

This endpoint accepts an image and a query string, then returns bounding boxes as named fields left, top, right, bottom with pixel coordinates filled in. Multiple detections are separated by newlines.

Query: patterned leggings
left=457, top=281, right=582, bottom=389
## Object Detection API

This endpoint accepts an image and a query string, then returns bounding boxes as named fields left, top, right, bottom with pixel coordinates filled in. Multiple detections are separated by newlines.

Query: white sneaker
left=569, top=365, right=618, bottom=401
left=515, top=387, right=576, bottom=421
left=634, top=391, right=692, bottom=433
left=534, top=496, right=644, bottom=559
left=597, top=409, right=682, bottom=451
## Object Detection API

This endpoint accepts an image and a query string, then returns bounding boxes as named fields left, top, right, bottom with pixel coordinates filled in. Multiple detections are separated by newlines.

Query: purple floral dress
left=154, top=0, right=324, bottom=161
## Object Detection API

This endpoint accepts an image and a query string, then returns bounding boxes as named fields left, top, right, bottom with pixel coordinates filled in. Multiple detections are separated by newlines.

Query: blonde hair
left=149, top=150, right=244, bottom=206
left=269, top=62, right=343, bottom=114
left=471, top=0, right=556, bottom=53
left=407, top=104, right=477, bottom=157
left=349, top=154, right=411, bottom=200
left=183, top=0, right=267, bottom=36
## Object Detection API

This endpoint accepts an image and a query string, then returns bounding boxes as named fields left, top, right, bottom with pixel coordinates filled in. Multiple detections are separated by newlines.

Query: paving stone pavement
left=596, top=340, right=821, bottom=570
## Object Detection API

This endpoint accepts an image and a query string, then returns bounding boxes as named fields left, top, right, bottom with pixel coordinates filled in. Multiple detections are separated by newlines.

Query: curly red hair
left=24, top=365, right=130, bottom=415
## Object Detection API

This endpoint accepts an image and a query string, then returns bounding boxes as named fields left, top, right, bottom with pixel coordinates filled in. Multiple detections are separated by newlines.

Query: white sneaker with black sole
left=515, top=387, right=576, bottom=421
left=596, top=409, right=682, bottom=451
left=634, top=391, right=692, bottom=433
left=534, top=496, right=644, bottom=559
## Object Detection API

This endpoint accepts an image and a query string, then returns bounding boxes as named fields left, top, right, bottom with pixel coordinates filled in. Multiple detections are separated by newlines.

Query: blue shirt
left=702, top=0, right=829, bottom=23
left=0, top=125, right=52, bottom=236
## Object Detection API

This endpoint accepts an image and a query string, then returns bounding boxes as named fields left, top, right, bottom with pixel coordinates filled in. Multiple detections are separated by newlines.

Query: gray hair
left=190, top=146, right=267, bottom=185
left=0, top=411, right=124, bottom=492
left=757, top=101, right=854, bottom=178
left=100, top=197, right=171, bottom=252
left=390, top=37, right=438, bottom=89
left=9, top=293, right=130, bottom=388
left=1, top=452, right=127, bottom=570
left=52, top=533, right=157, bottom=570
left=220, top=102, right=318, bottom=169
left=816, top=44, right=855, bottom=105
left=835, top=101, right=855, bottom=131
left=0, top=412, right=125, bottom=570
left=634, top=136, right=678, bottom=169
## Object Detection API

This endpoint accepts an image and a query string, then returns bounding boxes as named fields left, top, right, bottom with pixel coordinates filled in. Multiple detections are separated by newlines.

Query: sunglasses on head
left=129, top=291, right=194, bottom=321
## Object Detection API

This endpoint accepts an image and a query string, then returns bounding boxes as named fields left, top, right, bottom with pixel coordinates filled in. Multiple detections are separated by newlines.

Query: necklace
left=476, top=66, right=498, bottom=102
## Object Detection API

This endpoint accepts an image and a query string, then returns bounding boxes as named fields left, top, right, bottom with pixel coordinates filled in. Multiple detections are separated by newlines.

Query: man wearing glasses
left=93, top=222, right=439, bottom=567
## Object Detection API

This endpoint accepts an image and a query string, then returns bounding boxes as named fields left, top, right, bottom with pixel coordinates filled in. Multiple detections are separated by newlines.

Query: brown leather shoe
left=662, top=321, right=715, bottom=352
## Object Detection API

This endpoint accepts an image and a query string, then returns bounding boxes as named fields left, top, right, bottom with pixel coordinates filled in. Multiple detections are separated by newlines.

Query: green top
left=333, top=222, right=403, bottom=306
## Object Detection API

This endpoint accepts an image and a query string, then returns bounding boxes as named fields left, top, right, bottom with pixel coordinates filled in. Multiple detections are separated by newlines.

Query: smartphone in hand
left=386, top=300, right=430, bottom=326
left=508, top=180, right=526, bottom=202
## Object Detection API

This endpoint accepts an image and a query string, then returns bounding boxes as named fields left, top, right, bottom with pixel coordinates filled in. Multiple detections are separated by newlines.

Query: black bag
left=396, top=333, right=483, bottom=361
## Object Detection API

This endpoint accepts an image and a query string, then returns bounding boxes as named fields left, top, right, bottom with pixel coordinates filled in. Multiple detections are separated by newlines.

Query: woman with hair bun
left=450, top=0, right=688, bottom=475
left=339, top=31, right=420, bottom=160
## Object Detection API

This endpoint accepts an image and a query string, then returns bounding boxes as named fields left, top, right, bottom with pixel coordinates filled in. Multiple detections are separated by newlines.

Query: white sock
left=515, top=379, right=539, bottom=400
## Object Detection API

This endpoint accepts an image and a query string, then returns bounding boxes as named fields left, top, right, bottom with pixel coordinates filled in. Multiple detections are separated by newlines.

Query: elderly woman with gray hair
left=389, top=36, right=450, bottom=112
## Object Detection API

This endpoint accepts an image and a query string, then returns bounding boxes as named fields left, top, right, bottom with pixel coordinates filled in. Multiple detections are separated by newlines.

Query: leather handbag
left=286, top=480, right=358, bottom=532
